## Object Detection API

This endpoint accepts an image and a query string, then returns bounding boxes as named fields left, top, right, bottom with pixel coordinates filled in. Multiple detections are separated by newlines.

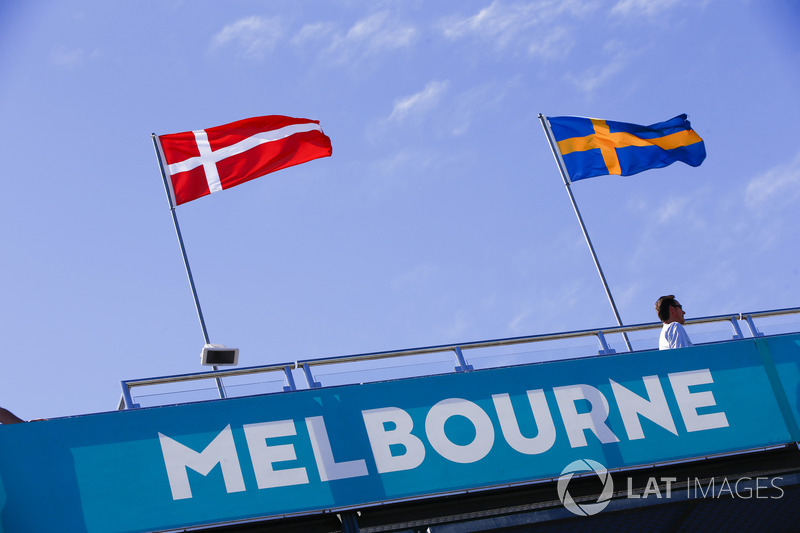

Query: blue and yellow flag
left=547, top=114, right=706, bottom=182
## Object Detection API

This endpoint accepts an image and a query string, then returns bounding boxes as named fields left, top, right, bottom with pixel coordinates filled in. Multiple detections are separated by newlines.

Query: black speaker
left=201, top=344, right=239, bottom=366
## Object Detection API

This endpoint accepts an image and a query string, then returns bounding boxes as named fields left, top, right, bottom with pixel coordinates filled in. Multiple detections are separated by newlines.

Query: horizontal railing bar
left=742, top=306, right=800, bottom=319
left=592, top=307, right=799, bottom=337
left=122, top=306, right=800, bottom=398
left=123, top=362, right=294, bottom=389
left=296, top=307, right=800, bottom=368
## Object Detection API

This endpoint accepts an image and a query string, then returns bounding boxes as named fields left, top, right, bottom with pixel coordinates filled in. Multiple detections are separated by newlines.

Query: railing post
left=302, top=363, right=322, bottom=388
left=283, top=366, right=298, bottom=392
left=120, top=381, right=137, bottom=409
left=729, top=317, right=744, bottom=340
left=596, top=331, right=616, bottom=355
left=454, top=346, right=474, bottom=372
left=745, top=315, right=765, bottom=337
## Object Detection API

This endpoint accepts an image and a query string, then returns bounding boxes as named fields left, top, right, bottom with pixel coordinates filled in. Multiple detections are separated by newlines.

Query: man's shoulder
left=665, top=322, right=686, bottom=333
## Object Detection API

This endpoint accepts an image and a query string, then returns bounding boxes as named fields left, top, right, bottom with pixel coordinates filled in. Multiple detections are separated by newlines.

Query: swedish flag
left=547, top=114, right=706, bottom=182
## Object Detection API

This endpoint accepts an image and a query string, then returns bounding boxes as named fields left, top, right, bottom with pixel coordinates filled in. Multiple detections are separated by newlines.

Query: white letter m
left=159, top=425, right=246, bottom=500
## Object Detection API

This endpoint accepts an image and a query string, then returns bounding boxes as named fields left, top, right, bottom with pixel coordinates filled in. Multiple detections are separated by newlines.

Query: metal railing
left=119, top=306, right=800, bottom=410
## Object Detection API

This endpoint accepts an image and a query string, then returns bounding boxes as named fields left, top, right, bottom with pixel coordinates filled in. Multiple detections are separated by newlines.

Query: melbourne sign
left=1, top=335, right=799, bottom=532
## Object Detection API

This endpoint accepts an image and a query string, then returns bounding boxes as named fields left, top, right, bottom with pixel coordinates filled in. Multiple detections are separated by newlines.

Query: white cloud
left=211, top=16, right=283, bottom=58
left=324, top=11, right=417, bottom=64
left=611, top=0, right=684, bottom=18
left=656, top=195, right=693, bottom=225
left=292, top=21, right=336, bottom=45
left=363, top=150, right=420, bottom=188
left=527, top=26, right=574, bottom=60
left=509, top=307, right=534, bottom=334
left=212, top=12, right=416, bottom=63
left=568, top=39, right=634, bottom=93
left=450, top=78, right=517, bottom=135
left=389, top=81, right=449, bottom=122
left=745, top=151, right=800, bottom=210
left=444, top=1, right=543, bottom=43
left=441, top=0, right=594, bottom=55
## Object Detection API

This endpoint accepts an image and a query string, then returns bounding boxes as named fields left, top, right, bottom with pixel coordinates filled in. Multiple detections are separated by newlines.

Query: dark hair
left=655, top=295, right=678, bottom=322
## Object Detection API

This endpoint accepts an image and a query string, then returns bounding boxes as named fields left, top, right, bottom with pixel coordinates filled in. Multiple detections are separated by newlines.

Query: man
left=0, top=406, right=24, bottom=424
left=655, top=295, right=693, bottom=350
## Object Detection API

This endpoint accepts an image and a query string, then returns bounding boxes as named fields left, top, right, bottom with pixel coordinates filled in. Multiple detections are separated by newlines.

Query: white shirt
left=659, top=322, right=693, bottom=350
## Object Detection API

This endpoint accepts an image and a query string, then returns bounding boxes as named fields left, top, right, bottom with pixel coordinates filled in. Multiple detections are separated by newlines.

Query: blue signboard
left=2, top=334, right=800, bottom=532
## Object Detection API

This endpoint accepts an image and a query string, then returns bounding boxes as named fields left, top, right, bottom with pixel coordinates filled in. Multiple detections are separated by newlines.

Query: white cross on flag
left=156, top=115, right=332, bottom=206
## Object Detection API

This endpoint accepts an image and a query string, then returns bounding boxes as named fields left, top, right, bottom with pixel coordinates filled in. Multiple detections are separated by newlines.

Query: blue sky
left=1, top=0, right=799, bottom=420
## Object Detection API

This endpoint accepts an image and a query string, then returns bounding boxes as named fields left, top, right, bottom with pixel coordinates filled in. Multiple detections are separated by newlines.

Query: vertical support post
left=302, top=364, right=322, bottom=388
left=283, top=365, right=298, bottom=392
left=745, top=315, right=764, bottom=337
left=539, top=115, right=633, bottom=352
left=596, top=331, right=616, bottom=355
left=454, top=346, right=474, bottom=372
left=120, top=381, right=136, bottom=410
left=152, top=134, right=226, bottom=399
left=729, top=316, right=744, bottom=340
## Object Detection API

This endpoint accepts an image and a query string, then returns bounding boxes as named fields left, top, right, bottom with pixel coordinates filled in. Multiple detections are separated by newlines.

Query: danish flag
left=156, top=115, right=332, bottom=206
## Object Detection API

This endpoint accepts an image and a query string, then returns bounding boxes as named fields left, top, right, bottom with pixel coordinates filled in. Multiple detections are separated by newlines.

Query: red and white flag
left=156, top=115, right=332, bottom=206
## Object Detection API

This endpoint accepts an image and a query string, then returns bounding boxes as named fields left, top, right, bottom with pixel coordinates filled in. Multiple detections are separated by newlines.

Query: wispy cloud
left=443, top=1, right=547, bottom=43
left=508, top=306, right=534, bottom=334
left=527, top=26, right=574, bottom=60
left=211, top=16, right=283, bottom=58
left=655, top=194, right=694, bottom=225
left=388, top=81, right=449, bottom=122
left=323, top=11, right=417, bottom=64
left=450, top=78, right=517, bottom=135
left=745, top=150, right=800, bottom=210
left=611, top=0, right=684, bottom=18
left=625, top=154, right=800, bottom=302
left=212, top=12, right=415, bottom=64
left=348, top=11, right=416, bottom=50
left=441, top=0, right=593, bottom=59
left=292, top=21, right=337, bottom=46
left=567, top=39, right=634, bottom=93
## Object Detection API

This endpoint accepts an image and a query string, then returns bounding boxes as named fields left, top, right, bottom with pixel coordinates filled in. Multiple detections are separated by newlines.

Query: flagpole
left=151, top=134, right=227, bottom=398
left=538, top=115, right=633, bottom=352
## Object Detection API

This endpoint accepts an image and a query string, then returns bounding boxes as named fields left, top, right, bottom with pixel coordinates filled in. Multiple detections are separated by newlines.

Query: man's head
left=655, top=295, right=686, bottom=324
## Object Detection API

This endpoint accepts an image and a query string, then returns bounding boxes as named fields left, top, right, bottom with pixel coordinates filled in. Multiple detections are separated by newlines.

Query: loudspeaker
left=201, top=344, right=239, bottom=366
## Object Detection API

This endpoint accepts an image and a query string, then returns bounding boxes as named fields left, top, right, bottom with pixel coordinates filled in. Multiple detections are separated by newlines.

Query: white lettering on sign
left=668, top=369, right=730, bottom=432
left=492, top=390, right=556, bottom=455
left=306, top=416, right=368, bottom=481
left=610, top=376, right=678, bottom=440
left=362, top=407, right=426, bottom=473
left=243, top=420, right=309, bottom=489
left=425, top=398, right=495, bottom=463
left=553, top=384, right=620, bottom=448
left=158, top=368, right=731, bottom=500
left=158, top=425, right=245, bottom=500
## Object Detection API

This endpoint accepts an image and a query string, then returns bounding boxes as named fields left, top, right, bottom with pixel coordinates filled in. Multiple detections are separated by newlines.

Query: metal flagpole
left=151, top=134, right=227, bottom=398
left=538, top=115, right=633, bottom=352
